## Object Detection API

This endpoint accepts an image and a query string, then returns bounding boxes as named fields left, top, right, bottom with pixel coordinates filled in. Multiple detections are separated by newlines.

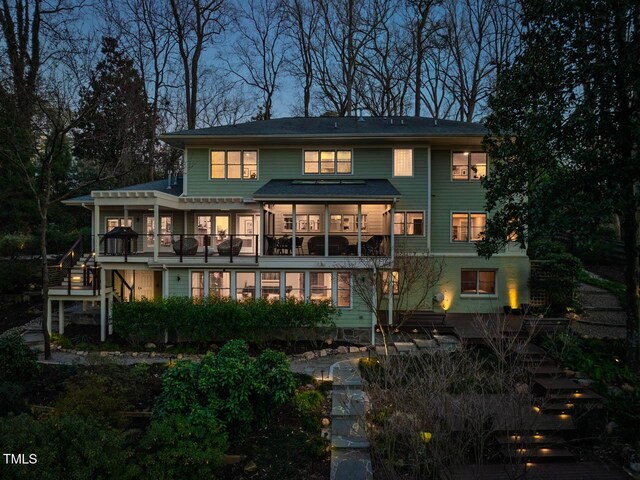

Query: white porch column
left=100, top=268, right=107, bottom=342
left=279, top=270, right=286, bottom=300
left=371, top=266, right=377, bottom=345
left=46, top=298, right=52, bottom=335
left=390, top=203, right=395, bottom=260
left=324, top=204, right=329, bottom=256
left=108, top=293, right=113, bottom=335
left=387, top=271, right=394, bottom=326
left=230, top=272, right=237, bottom=300
left=259, top=203, right=265, bottom=256
left=304, top=271, right=310, bottom=301
left=58, top=300, right=64, bottom=335
left=291, top=204, right=297, bottom=257
left=94, top=204, right=100, bottom=259
left=123, top=207, right=129, bottom=226
left=162, top=269, right=169, bottom=298
left=357, top=204, right=362, bottom=256
left=183, top=210, right=188, bottom=234
left=153, top=204, right=159, bottom=262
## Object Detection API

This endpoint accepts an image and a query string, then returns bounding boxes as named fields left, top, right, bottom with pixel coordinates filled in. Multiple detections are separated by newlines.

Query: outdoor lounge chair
left=218, top=237, right=243, bottom=256
left=172, top=237, right=198, bottom=256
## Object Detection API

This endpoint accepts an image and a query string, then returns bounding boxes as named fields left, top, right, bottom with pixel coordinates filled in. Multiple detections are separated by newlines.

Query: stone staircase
left=573, top=282, right=626, bottom=338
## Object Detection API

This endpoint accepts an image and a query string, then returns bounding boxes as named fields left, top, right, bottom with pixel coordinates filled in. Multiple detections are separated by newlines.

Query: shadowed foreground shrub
left=112, top=296, right=336, bottom=344
left=0, top=333, right=38, bottom=382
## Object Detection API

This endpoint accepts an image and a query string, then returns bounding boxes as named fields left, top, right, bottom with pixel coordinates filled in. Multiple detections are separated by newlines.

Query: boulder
left=348, top=346, right=360, bottom=353
left=150, top=352, right=156, bottom=358
left=303, top=351, right=316, bottom=360
left=321, top=417, right=330, bottom=427
left=336, top=346, right=349, bottom=354
left=145, top=342, right=157, bottom=349
left=319, top=349, right=328, bottom=357
left=359, top=346, right=368, bottom=352
left=243, top=461, right=258, bottom=473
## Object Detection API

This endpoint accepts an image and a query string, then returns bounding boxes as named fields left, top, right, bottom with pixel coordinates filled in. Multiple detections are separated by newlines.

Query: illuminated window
left=261, top=272, right=281, bottom=300
left=394, top=212, right=424, bottom=236
left=236, top=272, right=255, bottom=301
left=381, top=271, right=399, bottom=294
left=337, top=273, right=351, bottom=308
left=285, top=272, right=305, bottom=300
left=452, top=152, right=487, bottom=181
left=191, top=271, right=204, bottom=299
left=304, top=150, right=352, bottom=175
left=452, top=213, right=486, bottom=242
left=209, top=271, right=230, bottom=298
left=283, top=214, right=321, bottom=232
left=310, top=272, right=332, bottom=303
left=393, top=149, right=413, bottom=177
left=210, top=150, right=258, bottom=180
left=461, top=270, right=496, bottom=295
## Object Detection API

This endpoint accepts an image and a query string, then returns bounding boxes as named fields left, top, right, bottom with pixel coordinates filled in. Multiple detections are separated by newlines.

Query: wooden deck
left=444, top=461, right=627, bottom=480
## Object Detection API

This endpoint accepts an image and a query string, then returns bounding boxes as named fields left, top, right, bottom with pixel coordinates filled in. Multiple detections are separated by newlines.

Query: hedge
left=112, top=296, right=337, bottom=344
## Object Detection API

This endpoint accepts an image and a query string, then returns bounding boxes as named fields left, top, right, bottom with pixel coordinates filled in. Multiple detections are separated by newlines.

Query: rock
left=359, top=346, right=368, bottom=352
left=622, top=383, right=635, bottom=393
left=348, top=346, right=360, bottom=353
left=165, top=344, right=174, bottom=349
left=303, top=351, right=316, bottom=360
left=574, top=371, right=588, bottom=379
left=515, top=383, right=529, bottom=394
left=145, top=342, right=157, bottom=349
left=100, top=351, right=108, bottom=357
left=319, top=349, right=327, bottom=357
left=606, top=421, right=618, bottom=435
left=325, top=337, right=333, bottom=345
left=150, top=352, right=156, bottom=358
left=576, top=378, right=593, bottom=387
left=563, top=369, right=575, bottom=377
left=336, top=346, right=348, bottom=354
left=177, top=354, right=184, bottom=359
left=131, top=352, right=138, bottom=357
left=321, top=417, right=330, bottom=427
left=321, top=427, right=330, bottom=439
left=243, top=460, right=257, bottom=473
left=222, top=454, right=245, bottom=465
left=113, top=351, right=121, bottom=356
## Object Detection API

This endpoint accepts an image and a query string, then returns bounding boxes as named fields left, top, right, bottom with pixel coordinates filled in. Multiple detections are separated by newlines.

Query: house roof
left=160, top=116, right=486, bottom=147
left=64, top=177, right=183, bottom=205
left=253, top=179, right=401, bottom=202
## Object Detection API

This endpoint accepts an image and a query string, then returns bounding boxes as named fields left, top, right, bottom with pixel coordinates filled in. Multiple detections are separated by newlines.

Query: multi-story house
left=51, top=116, right=529, bottom=342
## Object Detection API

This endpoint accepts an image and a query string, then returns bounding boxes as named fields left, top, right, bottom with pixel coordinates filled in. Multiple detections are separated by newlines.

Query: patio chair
left=362, top=235, right=384, bottom=255
left=264, top=236, right=276, bottom=255
left=218, top=237, right=243, bottom=256
left=172, top=237, right=198, bottom=256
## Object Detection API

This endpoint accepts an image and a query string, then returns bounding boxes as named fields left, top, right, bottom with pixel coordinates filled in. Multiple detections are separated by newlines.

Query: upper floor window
left=394, top=211, right=424, bottom=236
left=393, top=149, right=413, bottom=177
left=304, top=150, right=352, bottom=174
left=452, top=212, right=486, bottom=242
left=210, top=150, right=258, bottom=180
left=452, top=152, right=486, bottom=181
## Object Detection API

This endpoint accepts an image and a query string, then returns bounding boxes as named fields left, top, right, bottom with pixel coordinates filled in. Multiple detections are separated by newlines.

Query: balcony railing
left=263, top=233, right=390, bottom=256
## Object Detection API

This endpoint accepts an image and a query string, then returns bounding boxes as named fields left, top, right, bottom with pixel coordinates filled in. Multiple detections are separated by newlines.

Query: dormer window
left=210, top=150, right=258, bottom=180
left=304, top=150, right=352, bottom=174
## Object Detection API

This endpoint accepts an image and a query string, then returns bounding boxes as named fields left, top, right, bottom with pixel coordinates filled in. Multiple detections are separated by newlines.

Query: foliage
left=293, top=389, right=324, bottom=430
left=0, top=332, right=38, bottom=382
left=0, top=260, right=39, bottom=294
left=0, top=414, right=138, bottom=480
left=577, top=270, right=626, bottom=307
left=139, top=409, right=227, bottom=480
left=154, top=340, right=296, bottom=442
left=112, top=296, right=336, bottom=344
left=529, top=244, right=582, bottom=313
left=0, top=381, right=27, bottom=417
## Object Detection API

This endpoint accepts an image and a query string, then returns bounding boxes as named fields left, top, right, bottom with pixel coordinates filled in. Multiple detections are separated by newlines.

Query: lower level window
left=236, top=272, right=255, bottom=301
left=286, top=272, right=305, bottom=300
left=337, top=273, right=351, bottom=308
left=261, top=272, right=281, bottom=300
left=191, top=271, right=205, bottom=299
left=461, top=269, right=496, bottom=295
left=310, top=272, right=332, bottom=303
left=209, top=271, right=230, bottom=298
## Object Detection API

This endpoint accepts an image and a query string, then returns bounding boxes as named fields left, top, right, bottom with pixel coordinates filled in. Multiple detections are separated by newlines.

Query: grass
left=578, top=269, right=626, bottom=306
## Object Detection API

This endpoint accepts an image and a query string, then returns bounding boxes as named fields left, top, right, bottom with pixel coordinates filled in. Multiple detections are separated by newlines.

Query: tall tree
left=74, top=37, right=156, bottom=188
left=480, top=0, right=640, bottom=365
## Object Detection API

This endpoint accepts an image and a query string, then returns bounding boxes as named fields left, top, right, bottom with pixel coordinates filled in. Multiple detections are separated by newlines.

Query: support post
left=94, top=204, right=100, bottom=260
left=292, top=204, right=296, bottom=257
left=324, top=204, right=329, bottom=257
left=357, top=204, right=362, bottom=256
left=390, top=203, right=395, bottom=260
left=58, top=300, right=64, bottom=335
left=153, top=204, right=159, bottom=262
left=100, top=268, right=107, bottom=341
left=259, top=203, right=265, bottom=256
left=388, top=270, right=394, bottom=326
left=162, top=269, right=169, bottom=298
left=46, top=298, right=52, bottom=335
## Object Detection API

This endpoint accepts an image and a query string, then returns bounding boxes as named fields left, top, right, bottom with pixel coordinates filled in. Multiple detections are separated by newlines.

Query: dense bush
left=0, top=333, right=38, bottom=382
left=0, top=234, right=37, bottom=258
left=0, top=228, right=90, bottom=258
left=154, top=340, right=297, bottom=442
left=139, top=409, right=227, bottom=480
left=0, top=381, right=27, bottom=416
left=0, top=414, right=137, bottom=480
left=112, top=296, right=336, bottom=344
left=293, top=390, right=325, bottom=430
left=0, top=260, right=40, bottom=294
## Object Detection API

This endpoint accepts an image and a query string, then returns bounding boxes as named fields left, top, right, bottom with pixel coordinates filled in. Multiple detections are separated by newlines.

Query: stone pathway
left=329, top=358, right=372, bottom=480
left=573, top=280, right=626, bottom=339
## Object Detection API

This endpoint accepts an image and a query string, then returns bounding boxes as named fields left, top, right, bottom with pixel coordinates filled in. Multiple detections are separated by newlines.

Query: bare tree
left=421, top=35, right=456, bottom=119
left=283, top=0, right=320, bottom=117
left=345, top=245, right=444, bottom=355
left=168, top=0, right=227, bottom=129
left=228, top=0, right=286, bottom=120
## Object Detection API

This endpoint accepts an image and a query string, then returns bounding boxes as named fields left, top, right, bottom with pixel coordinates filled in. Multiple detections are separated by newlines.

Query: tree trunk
left=40, top=210, right=51, bottom=359
left=621, top=201, right=640, bottom=368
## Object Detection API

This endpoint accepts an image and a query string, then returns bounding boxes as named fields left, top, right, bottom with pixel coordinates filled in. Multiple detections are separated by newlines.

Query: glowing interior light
left=532, top=406, right=541, bottom=413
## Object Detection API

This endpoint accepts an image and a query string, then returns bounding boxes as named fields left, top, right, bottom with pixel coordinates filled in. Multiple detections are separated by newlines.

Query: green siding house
left=57, top=116, right=529, bottom=342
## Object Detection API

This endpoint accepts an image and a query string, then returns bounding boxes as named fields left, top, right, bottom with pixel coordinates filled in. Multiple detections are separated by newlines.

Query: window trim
left=451, top=151, right=487, bottom=182
left=302, top=148, right=354, bottom=176
left=282, top=213, right=323, bottom=233
left=450, top=211, right=487, bottom=243
left=392, top=147, right=414, bottom=178
left=336, top=271, right=352, bottom=309
left=209, top=149, right=259, bottom=181
left=459, top=269, right=498, bottom=297
left=393, top=210, right=426, bottom=237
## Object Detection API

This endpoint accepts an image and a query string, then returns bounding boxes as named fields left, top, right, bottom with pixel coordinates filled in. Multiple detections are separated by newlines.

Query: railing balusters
left=255, top=234, right=258, bottom=263
left=179, top=234, right=183, bottom=263
left=67, top=267, right=71, bottom=295
left=204, top=235, right=209, bottom=263
left=229, top=234, right=234, bottom=263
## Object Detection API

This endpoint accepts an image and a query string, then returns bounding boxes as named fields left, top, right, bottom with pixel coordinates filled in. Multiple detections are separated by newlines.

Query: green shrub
left=112, top=296, right=336, bottom=344
left=139, top=409, right=227, bottom=480
left=0, top=414, right=138, bottom=480
left=154, top=340, right=296, bottom=443
left=0, top=234, right=36, bottom=258
left=529, top=246, right=582, bottom=313
left=293, top=390, right=324, bottom=430
left=0, top=332, right=38, bottom=382
left=0, top=260, right=39, bottom=294
left=0, top=381, right=27, bottom=416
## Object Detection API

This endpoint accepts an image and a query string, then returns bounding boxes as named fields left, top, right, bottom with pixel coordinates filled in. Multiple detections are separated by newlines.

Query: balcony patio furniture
left=265, top=236, right=276, bottom=255
left=308, top=235, right=350, bottom=255
left=218, top=237, right=243, bottom=256
left=295, top=236, right=304, bottom=254
left=363, top=235, right=385, bottom=255
left=276, top=236, right=292, bottom=255
left=172, top=237, right=198, bottom=256
left=102, top=226, right=139, bottom=255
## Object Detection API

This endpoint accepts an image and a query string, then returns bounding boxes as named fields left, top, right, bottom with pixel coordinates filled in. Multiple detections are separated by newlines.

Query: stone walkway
left=572, top=279, right=626, bottom=339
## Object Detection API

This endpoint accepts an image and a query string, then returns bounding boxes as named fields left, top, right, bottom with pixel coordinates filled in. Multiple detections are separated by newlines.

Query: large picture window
left=285, top=272, right=305, bottom=300
left=461, top=270, right=496, bottom=295
left=210, top=150, right=258, bottom=180
left=191, top=271, right=205, bottom=299
left=209, top=271, right=230, bottom=298
left=236, top=272, right=256, bottom=301
left=393, top=212, right=424, bottom=236
left=260, top=272, right=281, bottom=300
left=452, top=152, right=487, bottom=181
left=393, top=149, right=413, bottom=177
left=310, top=272, right=332, bottom=303
left=451, top=213, right=486, bottom=242
left=304, top=150, right=352, bottom=175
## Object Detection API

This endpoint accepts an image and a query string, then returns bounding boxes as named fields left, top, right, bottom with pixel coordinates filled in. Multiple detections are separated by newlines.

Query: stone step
left=546, top=391, right=603, bottom=403
left=331, top=414, right=366, bottom=438
left=584, top=306, right=624, bottom=312
left=534, top=377, right=589, bottom=393
left=495, top=433, right=565, bottom=446
left=503, top=446, right=577, bottom=463
left=332, top=366, right=364, bottom=389
left=331, top=391, right=368, bottom=417
left=393, top=341, right=417, bottom=354
left=535, top=401, right=602, bottom=414
left=331, top=435, right=369, bottom=449
left=529, top=365, right=567, bottom=377
left=330, top=448, right=372, bottom=480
